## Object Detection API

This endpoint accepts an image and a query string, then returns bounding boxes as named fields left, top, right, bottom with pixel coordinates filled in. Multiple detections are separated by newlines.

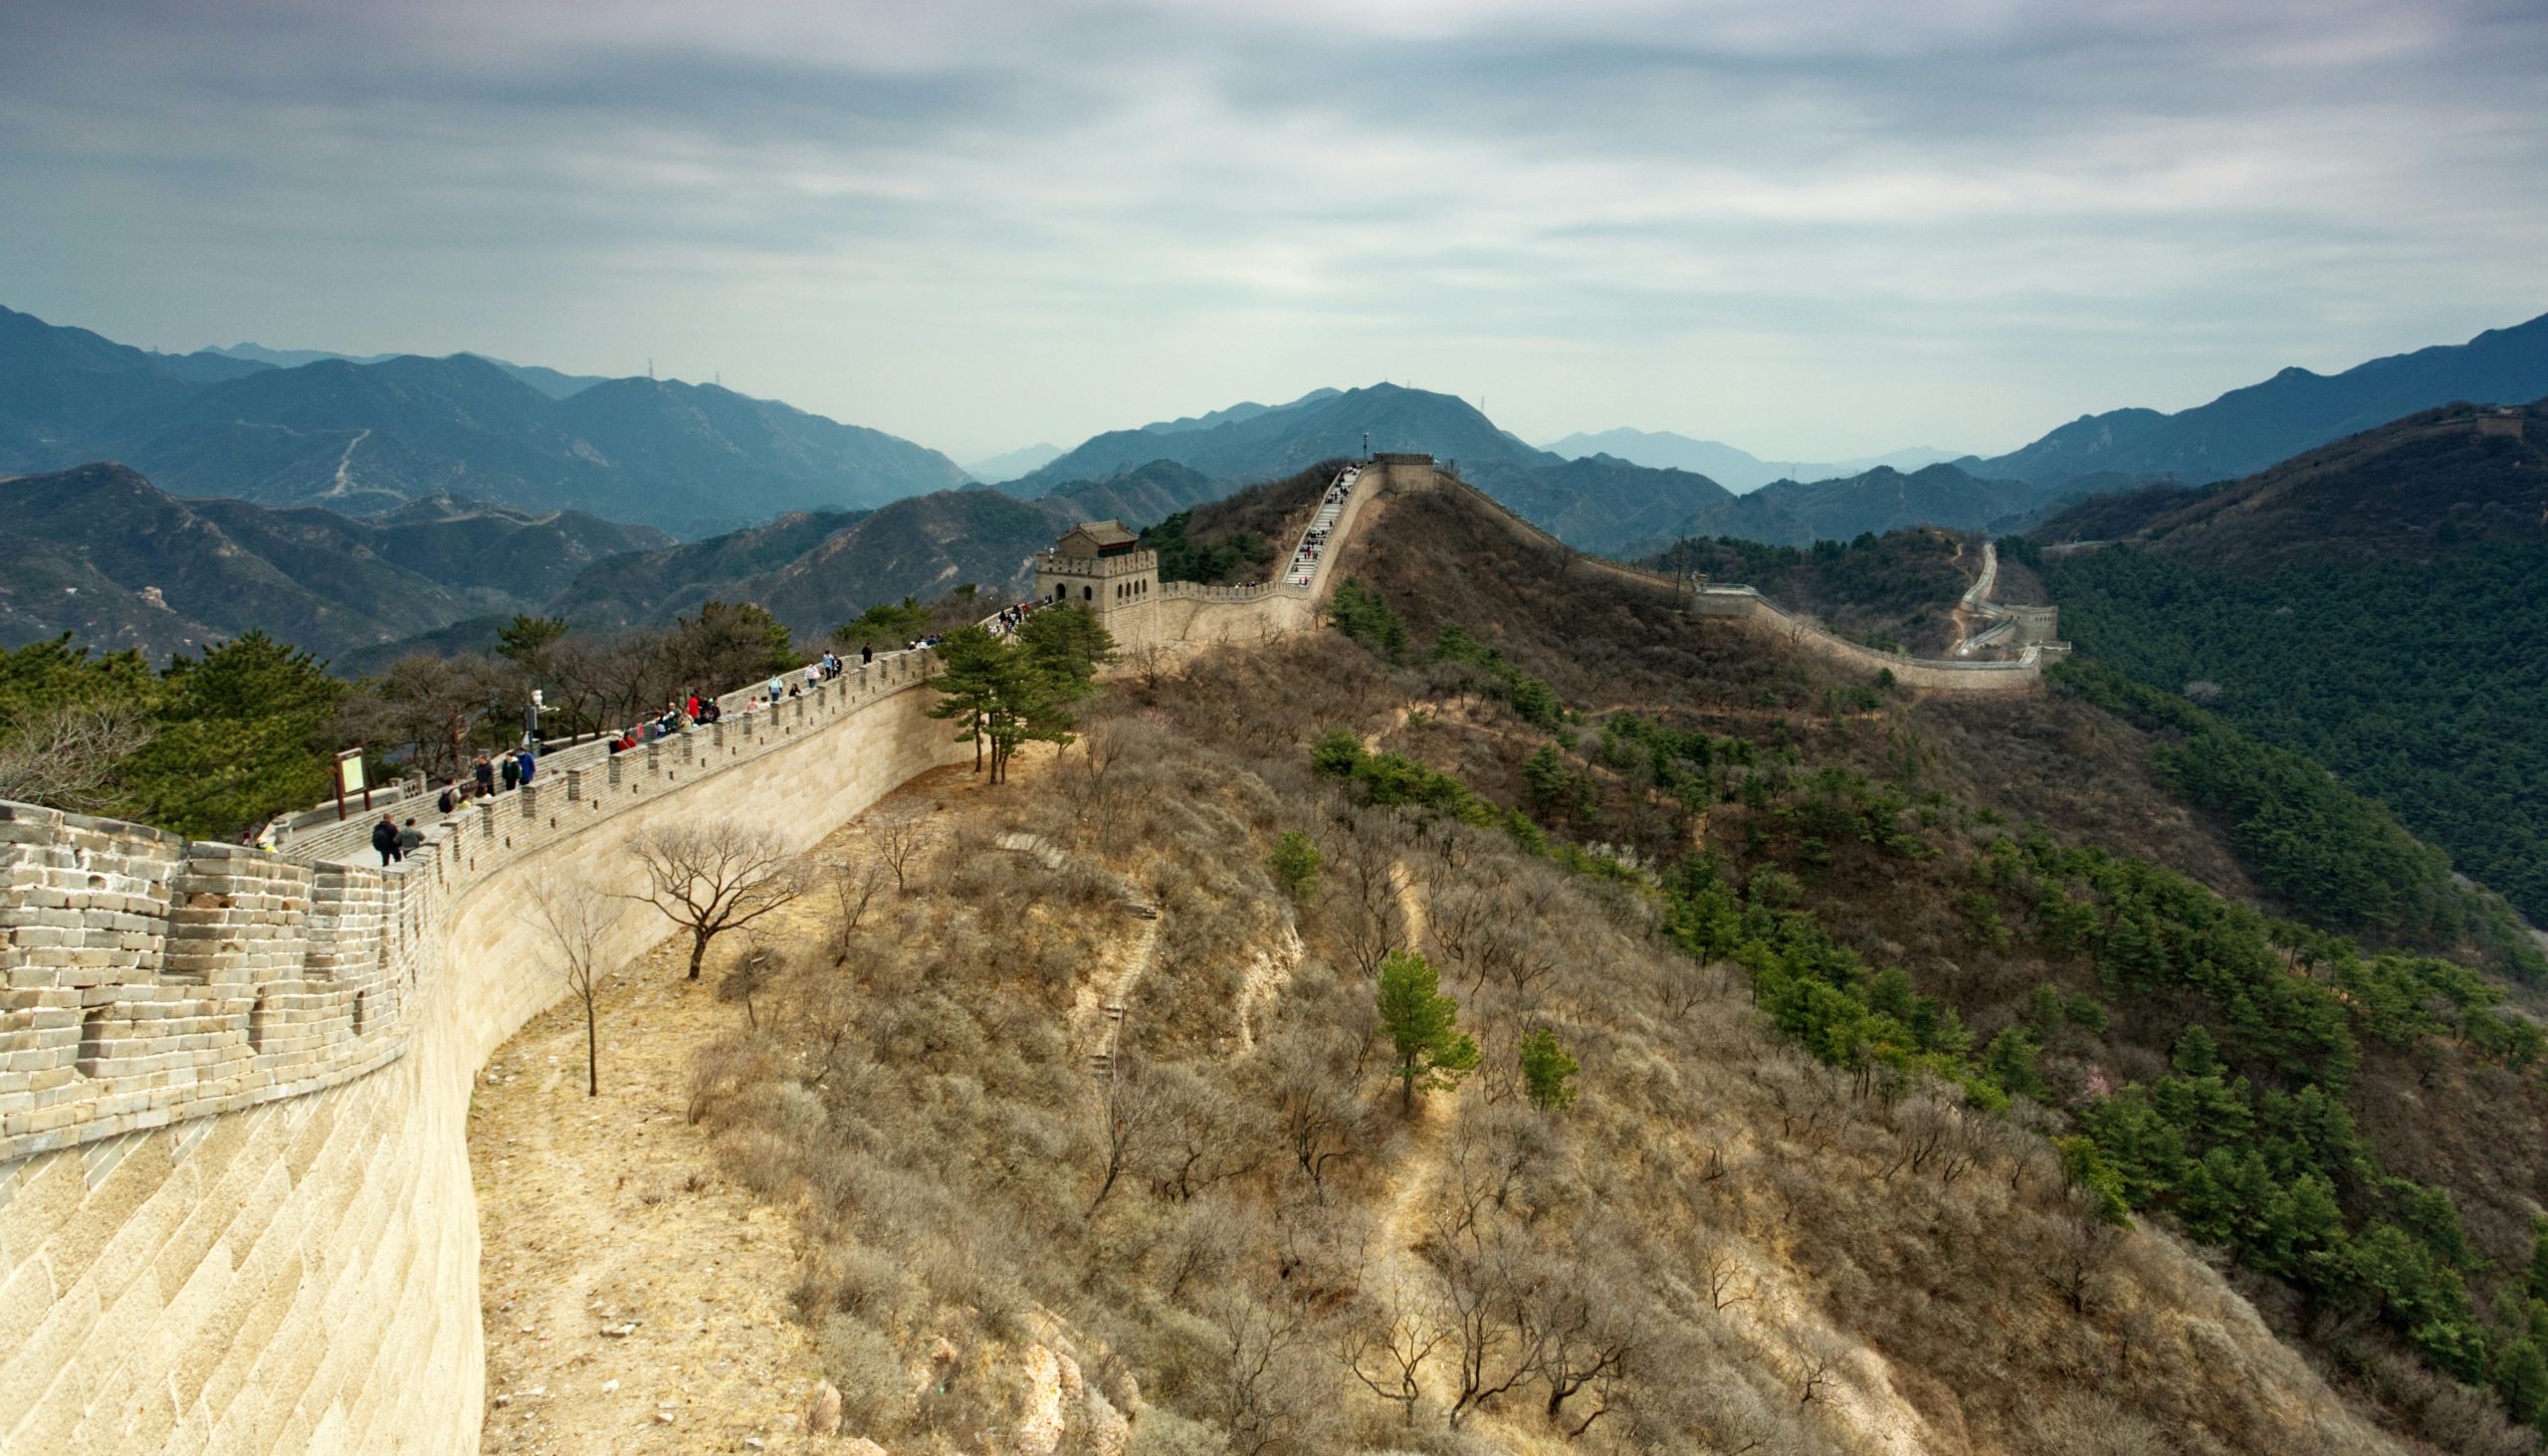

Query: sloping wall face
left=0, top=662, right=969, bottom=1451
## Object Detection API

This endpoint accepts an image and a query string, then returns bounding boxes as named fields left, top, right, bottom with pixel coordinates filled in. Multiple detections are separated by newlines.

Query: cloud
left=1, top=0, right=2543, bottom=460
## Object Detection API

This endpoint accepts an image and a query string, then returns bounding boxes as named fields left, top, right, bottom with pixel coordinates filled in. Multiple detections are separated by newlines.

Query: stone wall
left=0, top=653, right=969, bottom=1451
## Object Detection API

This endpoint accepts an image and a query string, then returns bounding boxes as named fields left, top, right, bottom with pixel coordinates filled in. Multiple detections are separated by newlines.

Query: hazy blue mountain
left=1461, top=455, right=1738, bottom=555
left=213, top=342, right=399, bottom=368
left=0, top=306, right=971, bottom=535
left=1141, top=387, right=1341, bottom=436
left=1037, top=460, right=1227, bottom=527
left=480, top=357, right=610, bottom=400
left=550, top=487, right=1077, bottom=640
left=0, top=463, right=668, bottom=662
left=1537, top=428, right=1958, bottom=492
left=1656, top=463, right=2052, bottom=549
left=0, top=304, right=201, bottom=464
left=214, top=341, right=605, bottom=398
left=1979, top=312, right=2548, bottom=488
left=145, top=349, right=277, bottom=384
left=1017, top=383, right=1554, bottom=493
left=961, top=442, right=1064, bottom=482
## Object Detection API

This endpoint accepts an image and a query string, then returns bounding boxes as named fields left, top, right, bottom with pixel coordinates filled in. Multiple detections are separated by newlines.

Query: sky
left=4, top=0, right=2545, bottom=466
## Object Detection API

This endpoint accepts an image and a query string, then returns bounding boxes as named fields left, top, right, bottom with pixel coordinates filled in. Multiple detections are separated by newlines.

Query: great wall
left=0, top=455, right=2059, bottom=1451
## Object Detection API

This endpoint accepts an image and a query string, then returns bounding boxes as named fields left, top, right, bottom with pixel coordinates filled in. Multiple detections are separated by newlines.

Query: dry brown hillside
left=662, top=481, right=2548, bottom=1453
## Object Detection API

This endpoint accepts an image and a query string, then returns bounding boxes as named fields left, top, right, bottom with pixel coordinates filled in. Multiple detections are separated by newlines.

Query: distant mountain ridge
left=1013, top=382, right=1555, bottom=494
left=1655, top=462, right=2053, bottom=550
left=1539, top=428, right=1959, bottom=492
left=1977, top=312, right=2548, bottom=488
left=208, top=342, right=609, bottom=399
left=0, top=463, right=670, bottom=662
left=0, top=305, right=972, bottom=535
left=959, top=442, right=1064, bottom=483
left=2031, top=398, right=2548, bottom=571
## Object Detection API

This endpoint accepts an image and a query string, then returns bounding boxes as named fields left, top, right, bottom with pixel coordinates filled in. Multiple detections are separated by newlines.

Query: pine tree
left=1982, top=1027, right=2047, bottom=1102
left=924, top=624, right=1008, bottom=773
left=1267, top=830, right=1321, bottom=905
left=2173, top=1023, right=2224, bottom=1078
left=1377, top=949, right=1480, bottom=1112
left=1520, top=742, right=1571, bottom=819
left=2495, top=1338, right=2548, bottom=1426
left=1520, top=1029, right=1580, bottom=1112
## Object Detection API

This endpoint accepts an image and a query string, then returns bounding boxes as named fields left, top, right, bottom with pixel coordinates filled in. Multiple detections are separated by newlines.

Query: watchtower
left=1035, top=520, right=1158, bottom=638
left=1372, top=451, right=1437, bottom=493
left=2010, top=604, right=2060, bottom=646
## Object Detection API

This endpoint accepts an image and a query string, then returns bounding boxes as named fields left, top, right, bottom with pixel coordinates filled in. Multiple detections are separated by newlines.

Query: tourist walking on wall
left=474, top=753, right=495, bottom=796
left=371, top=814, right=402, bottom=866
left=437, top=782, right=460, bottom=814
left=398, top=818, right=424, bottom=857
left=500, top=754, right=521, bottom=791
left=861, top=641, right=873, bottom=665
left=517, top=747, right=536, bottom=786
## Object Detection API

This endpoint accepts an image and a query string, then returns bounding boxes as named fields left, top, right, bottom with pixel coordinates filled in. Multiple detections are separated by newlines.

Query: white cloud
left=0, top=0, right=2542, bottom=461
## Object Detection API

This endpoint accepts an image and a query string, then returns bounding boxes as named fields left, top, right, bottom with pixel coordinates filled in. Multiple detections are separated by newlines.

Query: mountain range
left=203, top=342, right=612, bottom=399
left=0, top=451, right=1272, bottom=672
left=1536, top=428, right=1959, bottom=492
left=1972, top=312, right=2548, bottom=487
left=1655, top=461, right=2055, bottom=550
left=0, top=463, right=670, bottom=663
left=0, top=305, right=970, bottom=535
left=959, top=441, right=1064, bottom=483
left=2029, top=398, right=2548, bottom=570
left=1011, top=383, right=1548, bottom=494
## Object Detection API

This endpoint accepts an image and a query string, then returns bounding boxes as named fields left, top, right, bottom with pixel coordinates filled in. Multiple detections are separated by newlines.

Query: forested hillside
left=2028, top=399, right=2548, bottom=926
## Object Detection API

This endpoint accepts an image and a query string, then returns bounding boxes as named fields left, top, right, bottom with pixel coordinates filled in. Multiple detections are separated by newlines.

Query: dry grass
left=672, top=618, right=2410, bottom=1454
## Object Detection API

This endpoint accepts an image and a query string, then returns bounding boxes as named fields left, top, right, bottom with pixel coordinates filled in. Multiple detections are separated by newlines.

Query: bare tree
left=1273, top=1056, right=1366, bottom=1198
left=1438, top=1219, right=1538, bottom=1428
left=1524, top=1269, right=1639, bottom=1436
left=0, top=702, right=153, bottom=812
left=523, top=874, right=615, bottom=1096
left=1338, top=1288, right=1448, bottom=1427
left=1087, top=1065, right=1165, bottom=1218
left=720, top=943, right=779, bottom=1028
left=1204, top=1291, right=1320, bottom=1456
left=623, top=821, right=805, bottom=978
left=827, top=857, right=887, bottom=965
left=1124, top=640, right=1174, bottom=694
left=870, top=804, right=927, bottom=894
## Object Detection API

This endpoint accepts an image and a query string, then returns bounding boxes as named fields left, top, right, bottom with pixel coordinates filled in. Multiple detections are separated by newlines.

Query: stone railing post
left=563, top=767, right=584, bottom=803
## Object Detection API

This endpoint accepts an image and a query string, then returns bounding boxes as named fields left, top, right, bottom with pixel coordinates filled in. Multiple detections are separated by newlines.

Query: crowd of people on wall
left=1284, top=466, right=1360, bottom=587
left=343, top=590, right=1070, bottom=866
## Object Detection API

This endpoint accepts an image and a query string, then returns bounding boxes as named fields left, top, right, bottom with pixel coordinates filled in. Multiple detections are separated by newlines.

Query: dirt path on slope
left=473, top=760, right=1028, bottom=1454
